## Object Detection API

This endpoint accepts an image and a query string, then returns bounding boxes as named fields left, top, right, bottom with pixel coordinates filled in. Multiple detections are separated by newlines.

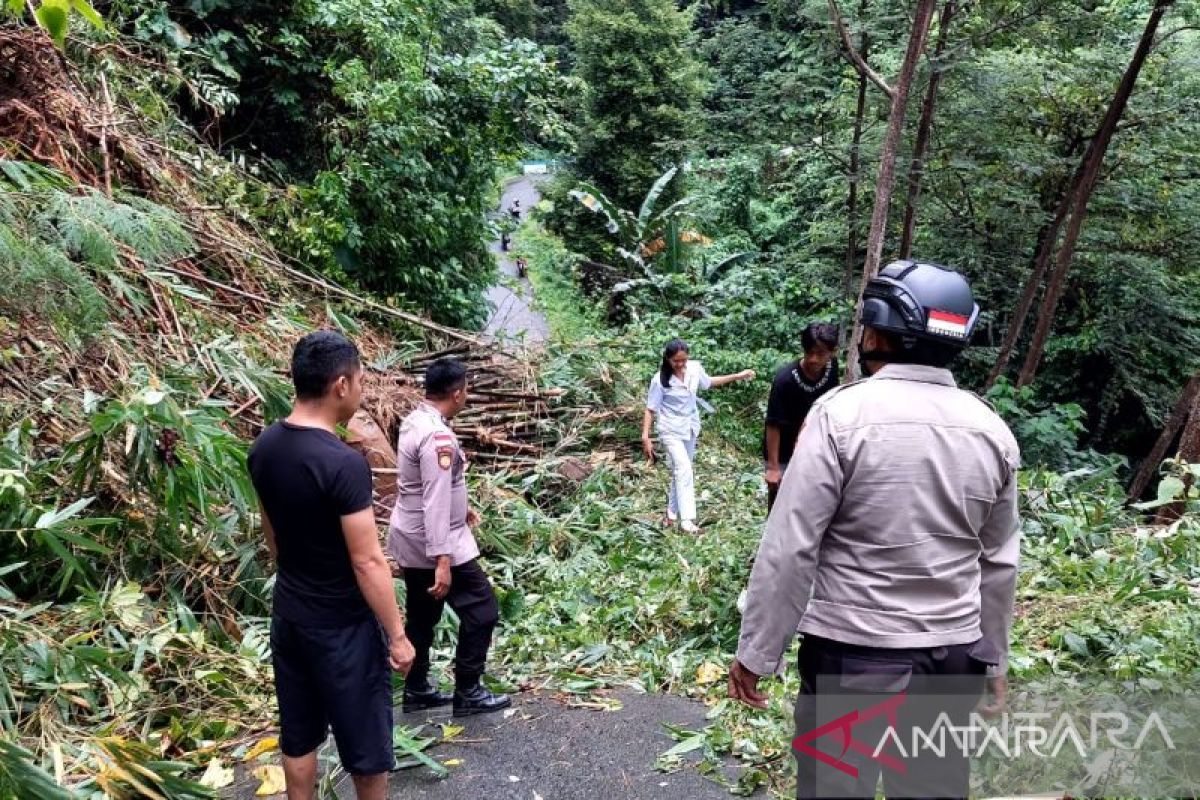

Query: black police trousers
left=793, top=634, right=990, bottom=800
left=403, top=558, right=499, bottom=686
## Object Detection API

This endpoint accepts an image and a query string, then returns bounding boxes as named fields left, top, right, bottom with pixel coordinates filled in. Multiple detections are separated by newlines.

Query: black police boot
left=402, top=674, right=453, bottom=713
left=452, top=675, right=511, bottom=717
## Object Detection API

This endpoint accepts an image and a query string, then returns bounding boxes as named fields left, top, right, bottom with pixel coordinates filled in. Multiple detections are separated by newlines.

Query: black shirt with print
left=761, top=358, right=840, bottom=464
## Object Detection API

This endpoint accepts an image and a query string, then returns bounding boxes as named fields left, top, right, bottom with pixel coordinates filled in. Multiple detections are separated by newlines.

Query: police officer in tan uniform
left=388, top=357, right=511, bottom=716
left=728, top=261, right=1021, bottom=799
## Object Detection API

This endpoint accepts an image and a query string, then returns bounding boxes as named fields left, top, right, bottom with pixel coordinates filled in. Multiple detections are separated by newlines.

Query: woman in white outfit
left=641, top=339, right=756, bottom=533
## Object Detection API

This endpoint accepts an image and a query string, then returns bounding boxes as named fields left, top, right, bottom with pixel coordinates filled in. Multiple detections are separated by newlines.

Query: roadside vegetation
left=1, top=0, right=1197, bottom=796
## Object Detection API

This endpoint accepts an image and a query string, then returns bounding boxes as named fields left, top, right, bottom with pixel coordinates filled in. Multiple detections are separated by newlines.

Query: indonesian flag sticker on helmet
left=926, top=308, right=970, bottom=339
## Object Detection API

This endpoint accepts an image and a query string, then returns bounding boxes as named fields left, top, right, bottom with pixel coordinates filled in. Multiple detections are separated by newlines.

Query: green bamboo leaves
left=2, top=0, right=104, bottom=49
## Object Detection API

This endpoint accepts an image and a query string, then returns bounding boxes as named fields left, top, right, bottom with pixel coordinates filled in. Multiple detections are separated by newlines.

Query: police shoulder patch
left=436, top=445, right=454, bottom=470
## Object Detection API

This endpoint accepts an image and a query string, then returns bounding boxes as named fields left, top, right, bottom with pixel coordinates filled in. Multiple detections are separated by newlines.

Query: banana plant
left=570, top=165, right=754, bottom=303
left=2, top=0, right=105, bottom=49
left=569, top=165, right=698, bottom=282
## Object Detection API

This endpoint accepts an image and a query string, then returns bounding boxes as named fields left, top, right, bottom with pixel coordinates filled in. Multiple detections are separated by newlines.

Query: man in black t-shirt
left=248, top=330, right=414, bottom=800
left=763, top=323, right=840, bottom=511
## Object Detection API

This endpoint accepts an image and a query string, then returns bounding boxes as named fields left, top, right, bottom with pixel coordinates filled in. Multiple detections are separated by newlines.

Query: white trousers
left=662, top=433, right=698, bottom=522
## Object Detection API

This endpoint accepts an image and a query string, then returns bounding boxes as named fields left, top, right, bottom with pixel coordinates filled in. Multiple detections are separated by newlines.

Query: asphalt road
left=226, top=690, right=745, bottom=799
left=483, top=176, right=550, bottom=347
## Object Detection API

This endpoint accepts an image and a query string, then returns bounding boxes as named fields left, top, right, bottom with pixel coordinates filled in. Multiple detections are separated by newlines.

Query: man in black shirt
left=248, top=330, right=414, bottom=800
left=763, top=323, right=840, bottom=511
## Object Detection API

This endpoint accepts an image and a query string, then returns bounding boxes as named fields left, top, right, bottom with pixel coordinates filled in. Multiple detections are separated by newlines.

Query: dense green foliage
left=3, top=0, right=1200, bottom=794
left=503, top=233, right=1200, bottom=794
left=566, top=0, right=703, bottom=209
left=2, top=0, right=104, bottom=48
left=546, top=0, right=1200, bottom=464
left=0, top=162, right=290, bottom=793
left=476, top=0, right=571, bottom=50
left=113, top=0, right=573, bottom=327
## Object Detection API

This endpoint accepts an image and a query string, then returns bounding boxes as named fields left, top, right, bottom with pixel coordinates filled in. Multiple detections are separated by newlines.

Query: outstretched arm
left=710, top=369, right=756, bottom=388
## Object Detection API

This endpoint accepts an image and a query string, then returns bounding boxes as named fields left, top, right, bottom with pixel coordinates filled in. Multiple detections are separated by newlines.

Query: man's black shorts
left=270, top=614, right=395, bottom=775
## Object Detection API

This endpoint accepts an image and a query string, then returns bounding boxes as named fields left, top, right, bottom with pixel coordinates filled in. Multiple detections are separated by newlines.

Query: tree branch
left=1156, top=25, right=1199, bottom=47
left=944, top=3, right=1048, bottom=62
left=828, top=0, right=894, bottom=99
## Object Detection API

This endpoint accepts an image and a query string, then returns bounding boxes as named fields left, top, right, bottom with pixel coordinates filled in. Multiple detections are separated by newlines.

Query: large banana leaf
left=637, top=165, right=681, bottom=232
left=569, top=183, right=629, bottom=240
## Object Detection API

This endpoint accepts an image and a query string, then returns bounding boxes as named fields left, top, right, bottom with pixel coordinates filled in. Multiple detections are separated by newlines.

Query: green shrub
left=985, top=378, right=1120, bottom=472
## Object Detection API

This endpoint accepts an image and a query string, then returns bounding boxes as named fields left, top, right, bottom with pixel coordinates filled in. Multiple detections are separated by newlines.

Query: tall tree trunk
left=844, top=25, right=870, bottom=304
left=845, top=0, right=938, bottom=382
left=897, top=0, right=956, bottom=260
left=1016, top=0, right=1174, bottom=389
left=1173, top=386, right=1200, bottom=465
left=1128, top=373, right=1200, bottom=503
left=983, top=157, right=1089, bottom=390
left=1155, top=382, right=1200, bottom=524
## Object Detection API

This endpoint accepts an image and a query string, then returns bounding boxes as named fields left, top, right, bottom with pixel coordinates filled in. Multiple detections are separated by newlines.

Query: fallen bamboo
left=230, top=395, right=260, bottom=418
left=161, top=264, right=278, bottom=307
left=467, top=451, right=541, bottom=464
left=183, top=222, right=486, bottom=346
left=407, top=344, right=474, bottom=364
left=470, top=389, right=563, bottom=401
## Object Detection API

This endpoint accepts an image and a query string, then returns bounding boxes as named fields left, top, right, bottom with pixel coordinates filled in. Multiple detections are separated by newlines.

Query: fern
left=101, top=271, right=151, bottom=317
left=201, top=335, right=294, bottom=421
left=0, top=159, right=70, bottom=192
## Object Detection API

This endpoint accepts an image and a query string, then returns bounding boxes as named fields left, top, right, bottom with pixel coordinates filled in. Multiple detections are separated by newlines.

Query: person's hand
left=642, top=436, right=656, bottom=464
left=728, top=659, right=768, bottom=709
left=429, top=556, right=452, bottom=600
left=765, top=466, right=781, bottom=487
left=978, top=674, right=1008, bottom=717
left=388, top=633, right=415, bottom=674
left=740, top=369, right=757, bottom=381
left=466, top=507, right=481, bottom=528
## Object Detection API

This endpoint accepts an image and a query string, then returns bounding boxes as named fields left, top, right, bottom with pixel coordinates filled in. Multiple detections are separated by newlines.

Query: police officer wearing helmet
left=728, top=261, right=1021, bottom=799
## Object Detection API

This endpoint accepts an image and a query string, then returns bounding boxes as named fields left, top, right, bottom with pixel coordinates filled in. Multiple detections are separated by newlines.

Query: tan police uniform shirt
left=387, top=401, right=480, bottom=569
left=736, top=363, right=1021, bottom=676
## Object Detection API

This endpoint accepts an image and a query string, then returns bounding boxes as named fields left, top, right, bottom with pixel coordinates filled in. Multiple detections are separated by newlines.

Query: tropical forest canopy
left=0, top=0, right=1199, bottom=795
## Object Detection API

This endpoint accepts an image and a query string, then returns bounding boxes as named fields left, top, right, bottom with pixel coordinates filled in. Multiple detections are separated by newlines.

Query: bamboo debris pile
left=361, top=342, right=575, bottom=465
left=0, top=25, right=614, bottom=641
left=350, top=343, right=588, bottom=523
left=0, top=25, right=583, bottom=471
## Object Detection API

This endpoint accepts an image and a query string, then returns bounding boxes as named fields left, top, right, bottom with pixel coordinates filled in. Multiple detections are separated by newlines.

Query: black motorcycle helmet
left=859, top=260, right=979, bottom=367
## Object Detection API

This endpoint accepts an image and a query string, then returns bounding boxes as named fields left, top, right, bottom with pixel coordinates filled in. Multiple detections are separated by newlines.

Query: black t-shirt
left=761, top=358, right=840, bottom=464
left=247, top=420, right=374, bottom=626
